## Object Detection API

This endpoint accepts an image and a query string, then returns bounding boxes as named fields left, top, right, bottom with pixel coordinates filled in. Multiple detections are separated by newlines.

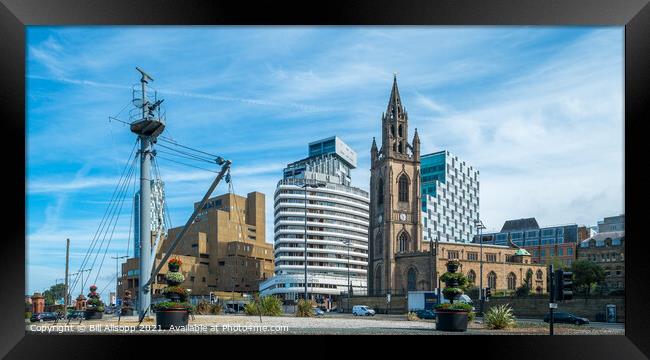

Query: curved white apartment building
left=259, top=136, right=369, bottom=307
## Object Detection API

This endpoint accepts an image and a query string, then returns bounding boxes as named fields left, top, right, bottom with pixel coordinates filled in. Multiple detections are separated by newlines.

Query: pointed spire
left=387, top=74, right=403, bottom=119
left=413, top=128, right=420, bottom=143
left=371, top=137, right=378, bottom=151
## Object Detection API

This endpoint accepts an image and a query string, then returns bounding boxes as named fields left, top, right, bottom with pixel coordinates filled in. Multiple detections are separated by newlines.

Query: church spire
left=387, top=73, right=403, bottom=120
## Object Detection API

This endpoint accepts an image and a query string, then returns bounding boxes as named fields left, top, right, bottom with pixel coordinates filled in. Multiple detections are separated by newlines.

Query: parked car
left=543, top=312, right=590, bottom=325
left=414, top=309, right=436, bottom=319
left=224, top=307, right=237, bottom=314
left=352, top=305, right=375, bottom=316
left=104, top=307, right=115, bottom=315
left=313, top=307, right=325, bottom=317
left=30, top=312, right=59, bottom=322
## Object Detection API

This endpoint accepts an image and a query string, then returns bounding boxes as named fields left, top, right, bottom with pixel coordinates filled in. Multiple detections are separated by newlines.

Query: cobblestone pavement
left=25, top=314, right=625, bottom=335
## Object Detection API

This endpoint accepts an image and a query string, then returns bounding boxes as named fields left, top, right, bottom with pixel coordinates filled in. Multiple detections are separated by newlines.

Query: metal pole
left=347, top=240, right=351, bottom=313
left=138, top=133, right=152, bottom=316
left=304, top=184, right=308, bottom=302
left=479, top=223, right=483, bottom=314
left=64, top=238, right=70, bottom=317
left=111, top=255, right=128, bottom=306
left=549, top=264, right=555, bottom=335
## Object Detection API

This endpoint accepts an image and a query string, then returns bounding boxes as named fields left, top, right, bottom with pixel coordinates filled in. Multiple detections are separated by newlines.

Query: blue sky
left=26, top=26, right=624, bottom=299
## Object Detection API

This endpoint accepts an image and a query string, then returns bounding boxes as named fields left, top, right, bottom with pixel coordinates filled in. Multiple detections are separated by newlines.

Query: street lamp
left=342, top=239, right=352, bottom=313
left=301, top=181, right=326, bottom=302
left=111, top=254, right=128, bottom=306
left=474, top=219, right=486, bottom=314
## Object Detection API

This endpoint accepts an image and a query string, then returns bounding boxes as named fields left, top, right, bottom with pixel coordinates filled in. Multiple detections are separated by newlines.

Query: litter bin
left=606, top=304, right=617, bottom=323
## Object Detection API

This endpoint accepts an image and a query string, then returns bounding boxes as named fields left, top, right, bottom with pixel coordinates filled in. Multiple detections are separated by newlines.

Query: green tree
left=571, top=259, right=605, bottom=295
left=545, top=256, right=569, bottom=271
left=42, top=283, right=66, bottom=306
left=516, top=270, right=533, bottom=297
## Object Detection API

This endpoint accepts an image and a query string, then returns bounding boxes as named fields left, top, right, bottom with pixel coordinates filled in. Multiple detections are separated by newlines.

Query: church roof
left=515, top=248, right=531, bottom=256
left=386, top=74, right=405, bottom=119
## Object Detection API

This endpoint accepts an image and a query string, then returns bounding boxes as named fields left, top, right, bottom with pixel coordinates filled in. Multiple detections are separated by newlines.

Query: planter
left=435, top=310, right=468, bottom=332
left=168, top=264, right=180, bottom=272
left=155, top=309, right=189, bottom=330
left=84, top=310, right=103, bottom=320
left=120, top=308, right=134, bottom=316
left=446, top=263, right=459, bottom=273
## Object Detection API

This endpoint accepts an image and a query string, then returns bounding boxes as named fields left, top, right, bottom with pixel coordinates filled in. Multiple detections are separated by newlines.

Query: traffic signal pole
left=549, top=264, right=555, bottom=336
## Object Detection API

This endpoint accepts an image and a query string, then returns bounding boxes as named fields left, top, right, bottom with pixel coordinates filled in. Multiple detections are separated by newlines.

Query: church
left=367, top=76, right=547, bottom=296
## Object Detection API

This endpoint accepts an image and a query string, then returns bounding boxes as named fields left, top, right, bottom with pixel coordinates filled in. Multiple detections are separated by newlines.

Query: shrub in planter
left=407, top=312, right=419, bottom=321
left=154, top=259, right=193, bottom=329
left=484, top=304, right=516, bottom=329
left=196, top=301, right=212, bottom=315
left=435, top=261, right=471, bottom=332
left=165, top=271, right=185, bottom=285
left=211, top=303, right=223, bottom=315
left=243, top=302, right=260, bottom=316
left=295, top=299, right=314, bottom=317
left=259, top=296, right=283, bottom=316
left=84, top=285, right=105, bottom=320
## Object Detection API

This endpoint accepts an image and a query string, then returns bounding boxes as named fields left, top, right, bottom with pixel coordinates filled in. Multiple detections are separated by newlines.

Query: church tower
left=368, top=75, right=422, bottom=295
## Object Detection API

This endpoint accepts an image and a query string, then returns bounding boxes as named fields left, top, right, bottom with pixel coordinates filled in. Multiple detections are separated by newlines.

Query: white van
left=352, top=305, right=376, bottom=316
left=440, top=294, right=475, bottom=311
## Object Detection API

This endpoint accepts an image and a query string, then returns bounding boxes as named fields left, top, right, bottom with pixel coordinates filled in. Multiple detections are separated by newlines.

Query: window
left=377, top=178, right=384, bottom=205
left=536, top=270, right=543, bottom=280
left=557, top=248, right=563, bottom=256
left=407, top=268, right=417, bottom=291
left=567, top=248, right=573, bottom=256
left=467, top=270, right=476, bottom=284
left=447, top=250, right=459, bottom=259
left=486, top=253, right=496, bottom=262
left=488, top=272, right=497, bottom=289
left=507, top=273, right=517, bottom=290
left=398, top=232, right=410, bottom=252
left=398, top=174, right=409, bottom=202
left=467, top=252, right=478, bottom=261
left=375, top=233, right=383, bottom=257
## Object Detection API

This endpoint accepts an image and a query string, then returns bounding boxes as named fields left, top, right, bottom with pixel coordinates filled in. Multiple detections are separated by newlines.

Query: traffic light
left=484, top=287, right=491, bottom=299
left=555, top=270, right=573, bottom=301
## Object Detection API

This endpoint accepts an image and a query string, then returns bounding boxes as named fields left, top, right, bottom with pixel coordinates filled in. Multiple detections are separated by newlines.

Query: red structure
left=31, top=292, right=45, bottom=314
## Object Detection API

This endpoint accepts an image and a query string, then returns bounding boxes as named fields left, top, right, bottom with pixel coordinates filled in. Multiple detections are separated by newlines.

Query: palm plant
left=483, top=304, right=516, bottom=329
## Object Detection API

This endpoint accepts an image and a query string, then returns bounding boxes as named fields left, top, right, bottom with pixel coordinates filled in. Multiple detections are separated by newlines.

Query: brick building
left=577, top=231, right=625, bottom=291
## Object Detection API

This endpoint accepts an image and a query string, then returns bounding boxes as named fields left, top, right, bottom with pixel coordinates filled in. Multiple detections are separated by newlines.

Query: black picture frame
left=1, top=0, right=648, bottom=358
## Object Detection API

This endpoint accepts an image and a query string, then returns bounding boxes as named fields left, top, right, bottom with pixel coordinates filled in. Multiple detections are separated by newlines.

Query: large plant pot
left=155, top=310, right=189, bottom=330
left=84, top=310, right=103, bottom=320
left=435, top=310, right=468, bottom=332
left=446, top=263, right=459, bottom=273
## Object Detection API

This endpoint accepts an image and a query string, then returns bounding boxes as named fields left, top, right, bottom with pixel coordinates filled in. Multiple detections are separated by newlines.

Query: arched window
left=393, top=142, right=397, bottom=152
left=398, top=141, right=404, bottom=153
left=398, top=124, right=403, bottom=137
left=398, top=174, right=409, bottom=202
left=374, top=266, right=382, bottom=295
left=391, top=124, right=395, bottom=136
left=488, top=271, right=497, bottom=290
left=407, top=268, right=417, bottom=291
left=507, top=272, right=517, bottom=290
left=398, top=232, right=410, bottom=252
left=467, top=270, right=476, bottom=284
left=536, top=270, right=543, bottom=280
left=377, top=178, right=384, bottom=205
left=375, top=233, right=383, bottom=257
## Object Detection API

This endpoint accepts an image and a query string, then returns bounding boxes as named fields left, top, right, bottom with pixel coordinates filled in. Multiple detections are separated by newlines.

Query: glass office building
left=421, top=150, right=480, bottom=243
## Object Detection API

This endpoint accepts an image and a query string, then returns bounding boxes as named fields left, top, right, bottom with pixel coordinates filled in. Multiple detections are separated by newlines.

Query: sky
left=26, top=26, right=624, bottom=300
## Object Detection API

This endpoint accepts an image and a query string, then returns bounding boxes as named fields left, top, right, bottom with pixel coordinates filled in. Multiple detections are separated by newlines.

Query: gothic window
left=399, top=141, right=404, bottom=154
left=374, top=266, right=383, bottom=295
left=398, top=124, right=403, bottom=137
left=407, top=268, right=417, bottom=291
left=467, top=270, right=476, bottom=284
left=398, top=231, right=410, bottom=252
left=378, top=178, right=384, bottom=205
left=536, top=270, right=543, bottom=280
left=507, top=272, right=517, bottom=290
left=391, top=124, right=395, bottom=136
left=398, top=174, right=409, bottom=202
left=375, top=233, right=383, bottom=257
left=393, top=142, right=397, bottom=152
left=488, top=271, right=497, bottom=290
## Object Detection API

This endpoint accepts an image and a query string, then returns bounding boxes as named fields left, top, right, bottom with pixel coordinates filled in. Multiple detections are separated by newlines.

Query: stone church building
left=367, top=76, right=546, bottom=296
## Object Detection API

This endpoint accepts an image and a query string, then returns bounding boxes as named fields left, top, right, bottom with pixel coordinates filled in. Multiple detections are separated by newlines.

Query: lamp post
left=474, top=219, right=486, bottom=315
left=436, top=231, right=441, bottom=303
left=111, top=254, right=128, bottom=306
left=342, top=239, right=352, bottom=313
left=302, top=181, right=326, bottom=302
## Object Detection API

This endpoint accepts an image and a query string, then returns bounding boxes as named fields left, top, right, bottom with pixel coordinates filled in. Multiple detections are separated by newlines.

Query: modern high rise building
left=421, top=150, right=480, bottom=243
left=597, top=214, right=625, bottom=232
left=133, top=178, right=167, bottom=258
left=259, top=136, right=370, bottom=307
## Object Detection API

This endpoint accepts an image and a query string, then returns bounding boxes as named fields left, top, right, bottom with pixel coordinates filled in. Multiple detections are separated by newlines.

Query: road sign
left=549, top=303, right=558, bottom=309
